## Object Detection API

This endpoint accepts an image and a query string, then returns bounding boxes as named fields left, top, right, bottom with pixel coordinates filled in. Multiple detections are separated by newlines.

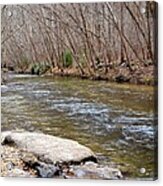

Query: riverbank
left=2, top=62, right=156, bottom=86
left=1, top=131, right=122, bottom=179
left=49, top=64, right=156, bottom=86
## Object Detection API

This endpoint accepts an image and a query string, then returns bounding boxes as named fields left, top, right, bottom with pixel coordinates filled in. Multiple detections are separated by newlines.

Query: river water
left=1, top=74, right=157, bottom=179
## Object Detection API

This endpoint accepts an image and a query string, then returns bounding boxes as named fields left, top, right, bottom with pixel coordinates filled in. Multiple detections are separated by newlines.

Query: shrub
left=31, top=62, right=50, bottom=75
left=63, top=50, right=73, bottom=68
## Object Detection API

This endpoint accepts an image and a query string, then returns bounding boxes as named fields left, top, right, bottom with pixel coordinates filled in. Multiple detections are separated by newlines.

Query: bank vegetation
left=1, top=2, right=158, bottom=85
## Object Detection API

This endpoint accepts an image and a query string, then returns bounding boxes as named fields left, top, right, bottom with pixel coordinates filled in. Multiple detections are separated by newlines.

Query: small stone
left=64, top=162, right=123, bottom=179
left=34, top=162, right=60, bottom=178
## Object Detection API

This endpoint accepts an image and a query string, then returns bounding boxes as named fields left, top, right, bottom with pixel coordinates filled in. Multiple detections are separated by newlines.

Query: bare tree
left=1, top=2, right=157, bottom=80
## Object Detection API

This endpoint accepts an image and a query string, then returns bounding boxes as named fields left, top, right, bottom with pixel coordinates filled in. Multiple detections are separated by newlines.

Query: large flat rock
left=1, top=131, right=97, bottom=164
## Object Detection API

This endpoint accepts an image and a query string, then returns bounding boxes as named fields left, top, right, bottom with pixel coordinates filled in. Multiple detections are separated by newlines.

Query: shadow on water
left=1, top=74, right=157, bottom=178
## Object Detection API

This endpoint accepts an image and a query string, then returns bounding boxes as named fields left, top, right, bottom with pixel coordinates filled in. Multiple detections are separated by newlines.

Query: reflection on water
left=1, top=74, right=157, bottom=178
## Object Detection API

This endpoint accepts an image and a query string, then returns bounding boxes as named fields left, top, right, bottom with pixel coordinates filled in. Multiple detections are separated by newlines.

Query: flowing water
left=1, top=74, right=157, bottom=179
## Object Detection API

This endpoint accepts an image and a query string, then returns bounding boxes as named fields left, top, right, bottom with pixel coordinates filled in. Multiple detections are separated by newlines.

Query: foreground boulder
left=1, top=131, right=122, bottom=179
left=1, top=131, right=97, bottom=164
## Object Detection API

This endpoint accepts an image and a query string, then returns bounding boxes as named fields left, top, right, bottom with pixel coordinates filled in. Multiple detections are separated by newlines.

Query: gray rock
left=33, top=162, right=61, bottom=178
left=1, top=131, right=97, bottom=164
left=65, top=161, right=123, bottom=179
